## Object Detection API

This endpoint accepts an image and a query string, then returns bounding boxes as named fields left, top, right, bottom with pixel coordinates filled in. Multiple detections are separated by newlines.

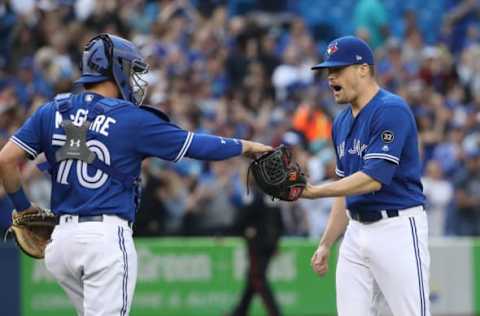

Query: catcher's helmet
left=75, top=33, right=149, bottom=105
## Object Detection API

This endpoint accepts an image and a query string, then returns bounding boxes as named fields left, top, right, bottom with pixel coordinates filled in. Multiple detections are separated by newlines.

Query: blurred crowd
left=0, top=0, right=479, bottom=237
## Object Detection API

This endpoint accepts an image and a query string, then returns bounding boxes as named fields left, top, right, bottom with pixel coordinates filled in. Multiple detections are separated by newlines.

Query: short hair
left=355, top=64, right=375, bottom=77
left=369, top=65, right=375, bottom=77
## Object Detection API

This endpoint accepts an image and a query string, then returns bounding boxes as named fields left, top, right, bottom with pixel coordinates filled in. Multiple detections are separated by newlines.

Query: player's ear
left=357, top=64, right=370, bottom=78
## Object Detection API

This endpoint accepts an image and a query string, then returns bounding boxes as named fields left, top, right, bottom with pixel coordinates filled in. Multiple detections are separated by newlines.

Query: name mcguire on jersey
left=55, top=109, right=116, bottom=137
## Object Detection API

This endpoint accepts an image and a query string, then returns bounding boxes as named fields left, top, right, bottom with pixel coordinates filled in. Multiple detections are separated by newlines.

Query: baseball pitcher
left=305, top=36, right=430, bottom=316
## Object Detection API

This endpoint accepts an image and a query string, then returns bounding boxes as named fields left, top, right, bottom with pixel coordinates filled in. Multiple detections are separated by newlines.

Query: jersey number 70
left=53, top=137, right=111, bottom=189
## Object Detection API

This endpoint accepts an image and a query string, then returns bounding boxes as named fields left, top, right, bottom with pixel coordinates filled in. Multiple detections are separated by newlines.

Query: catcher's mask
left=75, top=33, right=149, bottom=105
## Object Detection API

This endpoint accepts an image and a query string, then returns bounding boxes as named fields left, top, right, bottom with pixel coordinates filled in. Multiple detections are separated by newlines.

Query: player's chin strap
left=40, top=93, right=138, bottom=190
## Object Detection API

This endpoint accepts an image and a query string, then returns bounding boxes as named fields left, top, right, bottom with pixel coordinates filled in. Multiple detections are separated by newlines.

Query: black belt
left=58, top=214, right=133, bottom=228
left=348, top=209, right=399, bottom=224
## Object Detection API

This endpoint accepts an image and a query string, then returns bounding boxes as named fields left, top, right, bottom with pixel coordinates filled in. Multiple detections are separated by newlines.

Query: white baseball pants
left=336, top=206, right=430, bottom=316
left=44, top=215, right=137, bottom=316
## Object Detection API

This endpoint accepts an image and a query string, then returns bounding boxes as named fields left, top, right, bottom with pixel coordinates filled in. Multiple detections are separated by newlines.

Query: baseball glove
left=5, top=206, right=57, bottom=259
left=248, top=145, right=306, bottom=201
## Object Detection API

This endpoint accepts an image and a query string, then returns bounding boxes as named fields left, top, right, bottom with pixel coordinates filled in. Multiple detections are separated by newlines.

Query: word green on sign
left=21, top=238, right=337, bottom=316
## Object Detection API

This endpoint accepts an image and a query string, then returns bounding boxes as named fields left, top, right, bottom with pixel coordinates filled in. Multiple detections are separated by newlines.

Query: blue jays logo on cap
left=326, top=42, right=338, bottom=58
left=311, top=36, right=374, bottom=70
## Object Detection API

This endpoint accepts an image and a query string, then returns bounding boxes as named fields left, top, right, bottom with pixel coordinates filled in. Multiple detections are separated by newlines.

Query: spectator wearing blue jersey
left=306, top=36, right=430, bottom=316
left=0, top=33, right=272, bottom=316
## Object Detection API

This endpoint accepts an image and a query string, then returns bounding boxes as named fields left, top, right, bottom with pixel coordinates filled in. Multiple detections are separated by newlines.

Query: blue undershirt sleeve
left=136, top=110, right=243, bottom=162
left=186, top=133, right=243, bottom=161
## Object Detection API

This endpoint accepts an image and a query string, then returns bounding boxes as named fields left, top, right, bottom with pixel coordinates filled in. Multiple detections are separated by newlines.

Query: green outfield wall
left=20, top=238, right=480, bottom=316
left=474, top=239, right=480, bottom=314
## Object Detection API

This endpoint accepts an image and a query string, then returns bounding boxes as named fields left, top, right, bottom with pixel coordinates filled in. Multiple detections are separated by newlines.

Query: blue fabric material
left=331, top=89, right=425, bottom=211
left=312, top=36, right=374, bottom=69
left=362, top=158, right=397, bottom=186
left=53, top=93, right=136, bottom=189
left=11, top=92, right=195, bottom=222
left=0, top=197, right=13, bottom=231
left=186, top=133, right=243, bottom=161
left=8, top=188, right=31, bottom=211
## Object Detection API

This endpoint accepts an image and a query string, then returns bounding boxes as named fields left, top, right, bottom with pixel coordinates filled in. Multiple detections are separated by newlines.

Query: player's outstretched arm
left=311, top=196, right=347, bottom=277
left=184, top=134, right=272, bottom=161
left=302, top=171, right=382, bottom=199
left=240, top=140, right=273, bottom=158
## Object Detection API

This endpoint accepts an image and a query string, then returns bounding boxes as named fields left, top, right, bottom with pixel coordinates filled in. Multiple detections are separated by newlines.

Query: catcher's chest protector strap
left=55, top=119, right=96, bottom=163
left=49, top=94, right=138, bottom=189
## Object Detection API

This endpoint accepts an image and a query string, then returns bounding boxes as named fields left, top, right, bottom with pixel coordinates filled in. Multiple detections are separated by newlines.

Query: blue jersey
left=11, top=92, right=242, bottom=222
left=332, top=89, right=425, bottom=212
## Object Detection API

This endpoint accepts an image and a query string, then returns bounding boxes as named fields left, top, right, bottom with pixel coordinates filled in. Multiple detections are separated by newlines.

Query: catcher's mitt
left=248, top=145, right=306, bottom=201
left=5, top=207, right=57, bottom=259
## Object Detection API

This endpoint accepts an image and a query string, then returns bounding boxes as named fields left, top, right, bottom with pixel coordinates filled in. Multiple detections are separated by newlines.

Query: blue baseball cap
left=311, top=36, right=374, bottom=70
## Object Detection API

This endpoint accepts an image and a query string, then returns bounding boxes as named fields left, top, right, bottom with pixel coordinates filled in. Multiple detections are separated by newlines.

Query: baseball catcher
left=5, top=206, right=57, bottom=259
left=248, top=145, right=306, bottom=201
